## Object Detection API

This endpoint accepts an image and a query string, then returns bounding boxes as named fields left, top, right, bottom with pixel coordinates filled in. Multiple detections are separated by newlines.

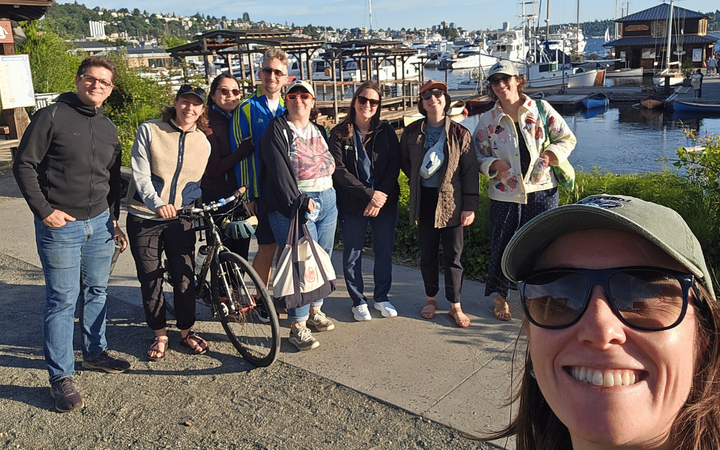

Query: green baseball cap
left=502, top=194, right=716, bottom=301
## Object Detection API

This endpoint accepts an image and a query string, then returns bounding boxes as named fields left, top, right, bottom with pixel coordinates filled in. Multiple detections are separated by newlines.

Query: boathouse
left=603, top=3, right=718, bottom=71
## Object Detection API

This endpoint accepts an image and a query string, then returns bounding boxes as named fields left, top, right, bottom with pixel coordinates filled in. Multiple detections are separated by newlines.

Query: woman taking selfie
left=488, top=194, right=720, bottom=449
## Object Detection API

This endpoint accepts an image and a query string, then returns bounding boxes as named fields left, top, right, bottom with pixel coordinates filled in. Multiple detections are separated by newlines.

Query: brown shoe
left=50, top=377, right=84, bottom=413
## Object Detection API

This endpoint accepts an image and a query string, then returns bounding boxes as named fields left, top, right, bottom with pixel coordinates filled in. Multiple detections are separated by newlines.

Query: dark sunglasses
left=286, top=92, right=313, bottom=101
left=519, top=266, right=702, bottom=331
left=357, top=95, right=380, bottom=107
left=219, top=87, right=241, bottom=97
left=261, top=67, right=286, bottom=77
left=488, top=75, right=513, bottom=86
left=420, top=90, right=444, bottom=100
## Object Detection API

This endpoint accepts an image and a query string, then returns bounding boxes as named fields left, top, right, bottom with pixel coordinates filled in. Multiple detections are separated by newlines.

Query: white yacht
left=488, top=29, right=528, bottom=63
left=447, top=45, right=499, bottom=70
left=526, top=61, right=603, bottom=88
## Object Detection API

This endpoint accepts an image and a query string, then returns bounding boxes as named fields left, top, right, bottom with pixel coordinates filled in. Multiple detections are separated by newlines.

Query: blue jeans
left=339, top=203, right=398, bottom=307
left=268, top=188, right=338, bottom=322
left=35, top=210, right=115, bottom=383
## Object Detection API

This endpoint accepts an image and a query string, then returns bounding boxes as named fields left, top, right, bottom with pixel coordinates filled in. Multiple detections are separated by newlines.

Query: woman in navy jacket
left=329, top=81, right=401, bottom=321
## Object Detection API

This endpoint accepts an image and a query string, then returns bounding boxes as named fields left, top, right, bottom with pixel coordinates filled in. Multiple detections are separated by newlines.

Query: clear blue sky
left=68, top=0, right=719, bottom=31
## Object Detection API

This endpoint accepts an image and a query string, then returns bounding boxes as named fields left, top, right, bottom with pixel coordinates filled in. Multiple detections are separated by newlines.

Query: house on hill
left=603, top=2, right=718, bottom=71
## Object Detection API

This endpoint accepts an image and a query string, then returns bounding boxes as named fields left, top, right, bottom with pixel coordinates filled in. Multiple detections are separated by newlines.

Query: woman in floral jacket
left=473, top=61, right=576, bottom=322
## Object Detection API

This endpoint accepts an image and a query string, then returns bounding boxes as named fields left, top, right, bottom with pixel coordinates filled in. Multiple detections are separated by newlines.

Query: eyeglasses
left=420, top=90, right=444, bottom=100
left=286, top=92, right=313, bottom=101
left=519, top=266, right=701, bottom=331
left=79, top=74, right=113, bottom=89
left=220, top=87, right=241, bottom=97
left=488, top=75, right=513, bottom=86
left=357, top=95, right=380, bottom=107
left=261, top=67, right=286, bottom=77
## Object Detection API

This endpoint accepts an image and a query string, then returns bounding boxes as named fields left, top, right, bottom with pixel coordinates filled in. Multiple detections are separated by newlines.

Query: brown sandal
left=494, top=298, right=512, bottom=322
left=421, top=299, right=437, bottom=319
left=148, top=336, right=168, bottom=361
left=179, top=331, right=208, bottom=355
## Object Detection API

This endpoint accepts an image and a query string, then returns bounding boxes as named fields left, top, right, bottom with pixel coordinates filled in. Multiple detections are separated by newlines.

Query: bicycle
left=165, top=192, right=280, bottom=367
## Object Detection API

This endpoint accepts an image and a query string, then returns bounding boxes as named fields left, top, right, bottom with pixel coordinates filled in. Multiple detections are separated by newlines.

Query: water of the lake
left=461, top=107, right=720, bottom=174
left=427, top=34, right=720, bottom=174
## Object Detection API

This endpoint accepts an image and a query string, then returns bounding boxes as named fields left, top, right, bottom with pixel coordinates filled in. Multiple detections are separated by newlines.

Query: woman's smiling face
left=527, top=228, right=698, bottom=449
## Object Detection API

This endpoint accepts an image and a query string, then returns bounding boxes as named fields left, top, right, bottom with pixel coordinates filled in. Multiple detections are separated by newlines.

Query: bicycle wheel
left=211, top=251, right=280, bottom=367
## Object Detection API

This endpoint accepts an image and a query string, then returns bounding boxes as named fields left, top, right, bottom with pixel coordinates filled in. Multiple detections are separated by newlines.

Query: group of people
left=13, top=53, right=720, bottom=450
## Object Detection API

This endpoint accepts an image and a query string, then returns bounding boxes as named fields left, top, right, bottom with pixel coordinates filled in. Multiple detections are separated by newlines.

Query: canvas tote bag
left=272, top=194, right=336, bottom=309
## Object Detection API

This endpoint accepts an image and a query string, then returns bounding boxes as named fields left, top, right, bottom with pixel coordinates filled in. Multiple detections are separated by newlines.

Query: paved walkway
left=0, top=175, right=521, bottom=444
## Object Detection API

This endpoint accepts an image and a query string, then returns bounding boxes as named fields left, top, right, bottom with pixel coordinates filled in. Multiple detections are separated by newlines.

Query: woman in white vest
left=126, top=85, right=211, bottom=361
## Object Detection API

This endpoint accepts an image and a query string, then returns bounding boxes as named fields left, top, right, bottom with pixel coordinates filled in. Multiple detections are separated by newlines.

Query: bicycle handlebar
left=178, top=192, right=240, bottom=218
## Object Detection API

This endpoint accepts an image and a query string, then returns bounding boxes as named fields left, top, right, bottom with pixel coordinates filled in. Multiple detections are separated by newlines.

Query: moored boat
left=672, top=101, right=720, bottom=114
left=640, top=98, right=664, bottom=109
left=605, top=67, right=643, bottom=78
left=527, top=66, right=602, bottom=88
left=581, top=93, right=609, bottom=109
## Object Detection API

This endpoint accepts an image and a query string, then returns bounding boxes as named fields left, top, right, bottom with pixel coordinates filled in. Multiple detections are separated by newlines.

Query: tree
left=242, top=12, right=250, bottom=22
left=103, top=52, right=175, bottom=165
left=17, top=21, right=85, bottom=94
left=160, top=35, right=187, bottom=49
left=132, top=8, right=140, bottom=15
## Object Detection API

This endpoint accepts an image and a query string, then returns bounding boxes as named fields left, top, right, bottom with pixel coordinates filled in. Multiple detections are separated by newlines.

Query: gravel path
left=0, top=169, right=497, bottom=449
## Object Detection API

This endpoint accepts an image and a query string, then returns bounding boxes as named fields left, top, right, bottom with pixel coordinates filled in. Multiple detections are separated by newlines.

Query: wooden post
left=249, top=47, right=257, bottom=88
left=332, top=60, right=338, bottom=123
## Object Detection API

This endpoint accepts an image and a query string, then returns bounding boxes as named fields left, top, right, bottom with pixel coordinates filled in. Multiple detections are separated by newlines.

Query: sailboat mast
left=615, top=0, right=618, bottom=39
left=666, top=0, right=673, bottom=71
left=546, top=0, right=550, bottom=41
left=369, top=0, right=373, bottom=30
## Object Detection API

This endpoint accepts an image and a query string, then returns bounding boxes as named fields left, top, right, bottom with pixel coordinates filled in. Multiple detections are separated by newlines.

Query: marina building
left=603, top=3, right=718, bottom=71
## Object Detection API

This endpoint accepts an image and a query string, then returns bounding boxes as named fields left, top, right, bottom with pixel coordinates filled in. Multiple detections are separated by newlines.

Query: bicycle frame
left=179, top=194, right=257, bottom=316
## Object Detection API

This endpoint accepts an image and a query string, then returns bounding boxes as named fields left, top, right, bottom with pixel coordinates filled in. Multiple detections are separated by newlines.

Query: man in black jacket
left=13, top=56, right=130, bottom=413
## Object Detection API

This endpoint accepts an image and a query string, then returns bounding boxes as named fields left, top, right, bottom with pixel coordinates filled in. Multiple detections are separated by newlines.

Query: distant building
left=88, top=21, right=106, bottom=38
left=603, top=3, right=718, bottom=69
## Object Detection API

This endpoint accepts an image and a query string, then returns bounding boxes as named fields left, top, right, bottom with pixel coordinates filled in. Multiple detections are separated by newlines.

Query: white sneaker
left=374, top=301, right=398, bottom=318
left=351, top=304, right=372, bottom=321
